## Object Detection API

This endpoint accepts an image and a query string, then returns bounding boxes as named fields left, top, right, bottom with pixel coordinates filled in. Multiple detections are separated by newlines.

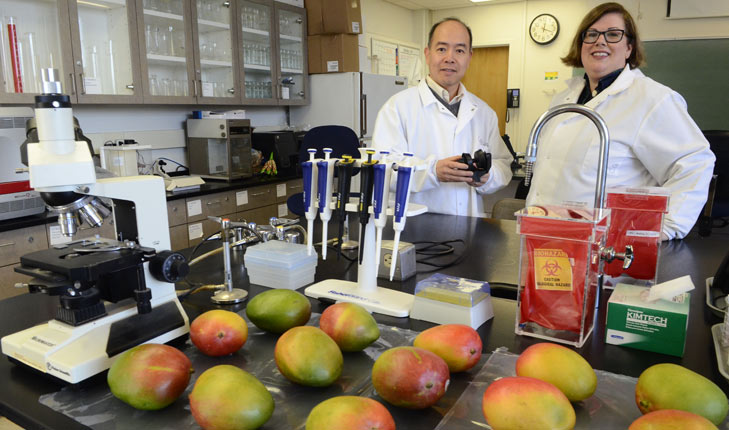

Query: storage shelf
left=201, top=59, right=233, bottom=67
left=279, top=34, right=301, bottom=42
left=147, top=53, right=187, bottom=65
left=78, top=0, right=126, bottom=9
left=197, top=19, right=230, bottom=31
left=143, top=9, right=184, bottom=21
left=242, top=27, right=270, bottom=37
left=245, top=64, right=271, bottom=71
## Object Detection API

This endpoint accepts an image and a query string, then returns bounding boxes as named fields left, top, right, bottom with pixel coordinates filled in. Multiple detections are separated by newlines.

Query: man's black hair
left=428, top=17, right=472, bottom=50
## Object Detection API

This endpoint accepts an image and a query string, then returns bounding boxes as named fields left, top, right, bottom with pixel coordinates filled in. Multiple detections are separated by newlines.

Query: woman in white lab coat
left=526, top=2, right=715, bottom=239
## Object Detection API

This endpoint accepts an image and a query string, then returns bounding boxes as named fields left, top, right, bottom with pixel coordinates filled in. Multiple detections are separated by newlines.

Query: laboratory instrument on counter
left=0, top=107, right=46, bottom=221
left=316, top=148, right=336, bottom=260
left=304, top=155, right=428, bottom=317
left=516, top=104, right=633, bottom=348
left=1, top=69, right=189, bottom=383
left=334, top=155, right=355, bottom=259
left=208, top=216, right=249, bottom=304
left=186, top=118, right=253, bottom=182
left=357, top=149, right=377, bottom=264
left=372, top=150, right=393, bottom=276
left=458, top=149, right=492, bottom=182
left=99, top=143, right=151, bottom=177
left=302, top=148, right=319, bottom=256
left=390, top=152, right=415, bottom=281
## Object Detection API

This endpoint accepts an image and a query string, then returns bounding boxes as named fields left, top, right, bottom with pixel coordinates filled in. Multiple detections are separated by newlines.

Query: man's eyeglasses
left=582, top=29, right=627, bottom=44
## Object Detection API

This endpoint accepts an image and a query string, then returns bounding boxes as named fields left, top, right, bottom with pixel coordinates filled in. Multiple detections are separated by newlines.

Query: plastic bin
left=244, top=241, right=318, bottom=289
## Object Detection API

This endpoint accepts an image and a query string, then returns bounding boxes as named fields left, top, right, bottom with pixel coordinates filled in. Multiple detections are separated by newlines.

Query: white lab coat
left=526, top=66, right=715, bottom=239
left=372, top=80, right=513, bottom=217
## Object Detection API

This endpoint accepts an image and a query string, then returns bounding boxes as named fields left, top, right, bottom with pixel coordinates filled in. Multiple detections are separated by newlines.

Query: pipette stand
left=304, top=201, right=427, bottom=317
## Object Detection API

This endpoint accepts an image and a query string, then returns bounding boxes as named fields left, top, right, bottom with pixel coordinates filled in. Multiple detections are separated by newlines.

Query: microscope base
left=1, top=297, right=189, bottom=384
left=305, top=279, right=414, bottom=317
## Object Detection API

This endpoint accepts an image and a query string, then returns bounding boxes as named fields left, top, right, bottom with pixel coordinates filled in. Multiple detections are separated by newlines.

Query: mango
left=515, top=342, right=597, bottom=401
left=319, top=302, right=380, bottom=352
left=305, top=396, right=396, bottom=430
left=246, top=289, right=311, bottom=334
left=636, top=363, right=728, bottom=425
left=481, top=376, right=576, bottom=430
left=413, top=324, right=482, bottom=372
left=189, top=365, right=274, bottom=430
left=107, top=343, right=192, bottom=410
left=190, top=309, right=248, bottom=356
left=371, top=346, right=450, bottom=409
left=275, top=326, right=343, bottom=386
left=629, top=409, right=718, bottom=430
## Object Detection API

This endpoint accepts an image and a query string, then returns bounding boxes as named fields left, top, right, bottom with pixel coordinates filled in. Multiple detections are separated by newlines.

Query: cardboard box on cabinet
left=305, top=0, right=362, bottom=35
left=307, top=34, right=359, bottom=74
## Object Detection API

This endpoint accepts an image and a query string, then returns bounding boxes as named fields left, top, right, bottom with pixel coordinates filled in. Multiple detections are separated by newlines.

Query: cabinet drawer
left=169, top=225, right=188, bottom=251
left=236, top=184, right=277, bottom=211
left=236, top=205, right=278, bottom=226
left=167, top=200, right=187, bottom=227
left=0, top=263, right=30, bottom=300
left=186, top=191, right=235, bottom=222
left=279, top=179, right=303, bottom=203
left=0, top=225, right=49, bottom=266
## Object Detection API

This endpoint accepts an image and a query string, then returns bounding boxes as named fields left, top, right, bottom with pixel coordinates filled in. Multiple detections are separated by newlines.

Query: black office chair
left=698, top=130, right=729, bottom=236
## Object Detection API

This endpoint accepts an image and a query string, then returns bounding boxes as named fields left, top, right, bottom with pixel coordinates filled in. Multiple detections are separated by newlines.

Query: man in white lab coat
left=372, top=18, right=513, bottom=217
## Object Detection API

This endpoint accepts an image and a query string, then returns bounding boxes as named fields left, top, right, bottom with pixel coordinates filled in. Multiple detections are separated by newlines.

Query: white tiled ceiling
left=383, top=0, right=522, bottom=11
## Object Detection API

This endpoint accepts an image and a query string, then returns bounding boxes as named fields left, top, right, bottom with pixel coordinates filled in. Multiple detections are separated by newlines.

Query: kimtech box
left=605, top=283, right=690, bottom=357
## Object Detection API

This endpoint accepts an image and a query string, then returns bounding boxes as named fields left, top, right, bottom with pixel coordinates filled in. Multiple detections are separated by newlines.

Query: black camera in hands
left=459, top=149, right=492, bottom=181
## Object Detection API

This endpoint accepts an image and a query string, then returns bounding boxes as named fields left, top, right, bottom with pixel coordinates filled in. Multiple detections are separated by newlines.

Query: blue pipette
left=316, top=148, right=336, bottom=260
left=302, top=148, right=319, bottom=255
left=372, top=150, right=392, bottom=275
left=390, top=152, right=414, bottom=281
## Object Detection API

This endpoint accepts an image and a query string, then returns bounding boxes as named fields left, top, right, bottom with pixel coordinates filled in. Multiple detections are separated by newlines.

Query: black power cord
left=412, top=239, right=470, bottom=273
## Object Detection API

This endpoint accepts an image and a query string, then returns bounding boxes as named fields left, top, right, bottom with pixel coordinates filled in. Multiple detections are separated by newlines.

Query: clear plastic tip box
left=515, top=206, right=610, bottom=348
left=244, top=241, right=317, bottom=290
left=603, top=187, right=669, bottom=287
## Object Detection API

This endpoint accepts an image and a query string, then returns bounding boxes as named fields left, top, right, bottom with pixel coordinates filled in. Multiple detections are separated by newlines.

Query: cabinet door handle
left=126, top=84, right=134, bottom=90
left=69, top=73, right=77, bottom=95
left=288, top=185, right=303, bottom=190
left=0, top=242, right=16, bottom=248
left=206, top=200, right=221, bottom=205
left=79, top=73, right=86, bottom=95
left=228, top=88, right=235, bottom=94
left=193, top=79, right=198, bottom=97
left=296, top=18, right=303, bottom=24
left=298, top=90, right=305, bottom=97
left=250, top=191, right=268, bottom=197
left=223, top=1, right=230, bottom=7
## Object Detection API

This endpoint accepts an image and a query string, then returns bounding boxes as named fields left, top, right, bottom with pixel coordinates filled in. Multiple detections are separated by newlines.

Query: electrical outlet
left=383, top=252, right=392, bottom=268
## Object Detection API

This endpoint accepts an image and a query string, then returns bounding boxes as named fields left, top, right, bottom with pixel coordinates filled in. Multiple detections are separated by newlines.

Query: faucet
left=524, top=104, right=611, bottom=210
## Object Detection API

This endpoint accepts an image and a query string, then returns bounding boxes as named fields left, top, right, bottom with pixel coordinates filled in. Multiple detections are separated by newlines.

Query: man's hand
left=436, top=155, right=489, bottom=186
left=436, top=155, right=474, bottom=183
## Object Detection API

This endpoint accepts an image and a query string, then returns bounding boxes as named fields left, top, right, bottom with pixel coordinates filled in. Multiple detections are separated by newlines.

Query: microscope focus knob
left=150, top=251, right=190, bottom=283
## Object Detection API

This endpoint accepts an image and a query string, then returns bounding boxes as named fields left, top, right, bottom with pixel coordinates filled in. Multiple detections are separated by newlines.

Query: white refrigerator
left=290, top=72, right=408, bottom=146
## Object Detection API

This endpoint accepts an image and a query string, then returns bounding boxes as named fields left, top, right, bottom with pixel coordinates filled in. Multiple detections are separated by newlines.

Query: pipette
left=316, top=148, right=336, bottom=260
left=372, top=150, right=392, bottom=275
left=301, top=148, right=319, bottom=256
left=334, top=155, right=355, bottom=259
left=390, top=152, right=414, bottom=281
left=357, top=149, right=378, bottom=264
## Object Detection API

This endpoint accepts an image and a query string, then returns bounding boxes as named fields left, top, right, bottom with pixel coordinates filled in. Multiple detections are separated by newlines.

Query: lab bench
left=0, top=214, right=726, bottom=429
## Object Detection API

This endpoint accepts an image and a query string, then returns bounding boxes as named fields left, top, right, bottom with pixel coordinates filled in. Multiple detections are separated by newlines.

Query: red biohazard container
left=603, top=187, right=669, bottom=287
left=515, top=205, right=610, bottom=347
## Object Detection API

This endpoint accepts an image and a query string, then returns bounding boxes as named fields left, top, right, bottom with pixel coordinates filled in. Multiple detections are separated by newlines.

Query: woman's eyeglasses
left=582, top=29, right=626, bottom=44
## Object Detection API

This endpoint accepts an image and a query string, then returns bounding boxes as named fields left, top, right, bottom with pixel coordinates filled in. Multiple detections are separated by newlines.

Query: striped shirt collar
left=426, top=75, right=465, bottom=104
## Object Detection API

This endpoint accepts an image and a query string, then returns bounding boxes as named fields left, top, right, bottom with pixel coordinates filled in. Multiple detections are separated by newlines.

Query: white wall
left=432, top=0, right=729, bottom=152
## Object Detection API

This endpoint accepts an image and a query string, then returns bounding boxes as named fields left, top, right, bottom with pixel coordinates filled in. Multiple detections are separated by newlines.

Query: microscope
left=1, top=69, right=190, bottom=383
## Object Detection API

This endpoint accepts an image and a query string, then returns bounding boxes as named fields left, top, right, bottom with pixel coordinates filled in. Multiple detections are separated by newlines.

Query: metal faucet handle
left=600, top=245, right=634, bottom=270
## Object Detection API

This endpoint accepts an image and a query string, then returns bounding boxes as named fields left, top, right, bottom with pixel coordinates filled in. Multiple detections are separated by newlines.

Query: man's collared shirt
left=426, top=75, right=465, bottom=104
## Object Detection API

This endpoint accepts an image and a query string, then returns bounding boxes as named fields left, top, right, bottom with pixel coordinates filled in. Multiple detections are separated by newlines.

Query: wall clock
left=529, top=13, right=560, bottom=45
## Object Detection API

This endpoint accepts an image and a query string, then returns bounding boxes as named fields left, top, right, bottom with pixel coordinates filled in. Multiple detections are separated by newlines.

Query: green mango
left=636, top=363, right=728, bottom=425
left=246, top=289, right=311, bottom=334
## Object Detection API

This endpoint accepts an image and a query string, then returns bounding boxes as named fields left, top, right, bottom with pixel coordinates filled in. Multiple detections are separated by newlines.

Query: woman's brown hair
left=561, top=2, right=644, bottom=68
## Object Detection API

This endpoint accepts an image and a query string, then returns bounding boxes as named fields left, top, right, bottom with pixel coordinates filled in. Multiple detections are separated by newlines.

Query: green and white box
left=605, top=283, right=690, bottom=357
